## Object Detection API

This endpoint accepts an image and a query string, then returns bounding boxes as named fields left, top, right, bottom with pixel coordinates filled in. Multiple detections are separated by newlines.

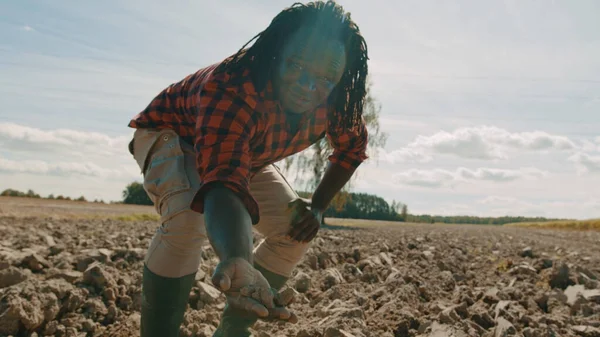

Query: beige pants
left=131, top=128, right=310, bottom=279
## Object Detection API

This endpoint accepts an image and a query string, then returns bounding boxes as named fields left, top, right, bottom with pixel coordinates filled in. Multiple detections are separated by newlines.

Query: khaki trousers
left=130, top=128, right=310, bottom=278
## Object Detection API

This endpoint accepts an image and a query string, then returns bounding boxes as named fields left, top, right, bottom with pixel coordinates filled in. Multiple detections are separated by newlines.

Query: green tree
left=400, top=204, right=408, bottom=222
left=1, top=189, right=22, bottom=197
left=26, top=189, right=40, bottom=198
left=122, top=182, right=153, bottom=206
left=282, top=78, right=388, bottom=207
left=303, top=191, right=404, bottom=222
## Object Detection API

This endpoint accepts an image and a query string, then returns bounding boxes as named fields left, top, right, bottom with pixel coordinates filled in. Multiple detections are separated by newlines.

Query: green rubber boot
left=212, top=263, right=288, bottom=337
left=140, top=264, right=196, bottom=337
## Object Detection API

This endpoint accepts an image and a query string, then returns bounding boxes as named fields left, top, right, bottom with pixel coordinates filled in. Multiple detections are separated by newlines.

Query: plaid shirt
left=128, top=61, right=368, bottom=224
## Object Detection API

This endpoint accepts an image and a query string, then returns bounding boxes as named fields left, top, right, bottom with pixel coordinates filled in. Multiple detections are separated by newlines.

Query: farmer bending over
left=127, top=1, right=369, bottom=336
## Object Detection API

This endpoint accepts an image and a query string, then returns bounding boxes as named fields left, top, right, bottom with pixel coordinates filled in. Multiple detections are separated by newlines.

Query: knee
left=145, top=210, right=207, bottom=278
left=254, top=235, right=310, bottom=277
left=160, top=211, right=207, bottom=250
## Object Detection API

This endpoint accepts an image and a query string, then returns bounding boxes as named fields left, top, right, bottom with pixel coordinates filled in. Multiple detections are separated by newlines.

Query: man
left=127, top=1, right=370, bottom=336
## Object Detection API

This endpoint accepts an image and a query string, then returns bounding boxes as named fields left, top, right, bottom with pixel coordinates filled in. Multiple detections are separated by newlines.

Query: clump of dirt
left=1, top=214, right=599, bottom=337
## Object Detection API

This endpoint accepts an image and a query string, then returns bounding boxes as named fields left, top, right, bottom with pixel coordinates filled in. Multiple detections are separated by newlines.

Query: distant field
left=0, top=196, right=156, bottom=219
left=2, top=196, right=597, bottom=231
left=325, top=217, right=425, bottom=228
left=0, top=197, right=409, bottom=226
left=328, top=217, right=600, bottom=232
left=505, top=218, right=600, bottom=231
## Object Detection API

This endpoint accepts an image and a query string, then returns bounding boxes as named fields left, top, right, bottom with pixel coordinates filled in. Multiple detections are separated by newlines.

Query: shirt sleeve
left=326, top=117, right=369, bottom=170
left=189, top=85, right=260, bottom=224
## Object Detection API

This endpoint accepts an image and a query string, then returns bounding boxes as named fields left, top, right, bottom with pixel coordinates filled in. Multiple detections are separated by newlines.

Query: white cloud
left=459, top=167, right=547, bottom=181
left=581, top=140, right=599, bottom=153
left=393, top=168, right=456, bottom=188
left=0, top=122, right=131, bottom=158
left=384, top=126, right=578, bottom=162
left=22, top=25, right=34, bottom=32
left=0, top=123, right=140, bottom=193
left=393, top=167, right=548, bottom=188
left=376, top=147, right=432, bottom=164
left=0, top=156, right=138, bottom=179
left=569, top=152, right=600, bottom=174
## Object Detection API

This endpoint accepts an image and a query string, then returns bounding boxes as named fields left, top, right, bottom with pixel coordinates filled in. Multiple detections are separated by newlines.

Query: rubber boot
left=140, top=264, right=196, bottom=337
left=212, top=263, right=289, bottom=337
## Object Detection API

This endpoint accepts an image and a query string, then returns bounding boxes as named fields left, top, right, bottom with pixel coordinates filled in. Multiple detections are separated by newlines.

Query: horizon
left=1, top=1, right=599, bottom=220
left=0, top=192, right=582, bottom=222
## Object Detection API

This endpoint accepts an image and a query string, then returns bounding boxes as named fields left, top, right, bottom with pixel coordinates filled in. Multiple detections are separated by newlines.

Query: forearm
left=311, top=162, right=356, bottom=211
left=203, top=184, right=254, bottom=263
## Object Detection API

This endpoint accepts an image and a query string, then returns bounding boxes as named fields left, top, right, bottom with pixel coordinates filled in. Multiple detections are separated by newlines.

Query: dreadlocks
left=215, top=0, right=369, bottom=131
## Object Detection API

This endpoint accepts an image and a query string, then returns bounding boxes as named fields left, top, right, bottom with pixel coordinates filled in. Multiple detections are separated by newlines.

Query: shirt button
left=163, top=135, right=169, bottom=141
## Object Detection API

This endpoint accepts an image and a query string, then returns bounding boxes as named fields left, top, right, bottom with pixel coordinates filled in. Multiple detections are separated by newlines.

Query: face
left=273, top=25, right=347, bottom=114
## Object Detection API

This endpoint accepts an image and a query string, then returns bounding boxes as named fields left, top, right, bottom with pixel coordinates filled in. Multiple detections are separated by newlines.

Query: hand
left=286, top=198, right=323, bottom=243
left=211, top=257, right=296, bottom=321
left=259, top=287, right=299, bottom=324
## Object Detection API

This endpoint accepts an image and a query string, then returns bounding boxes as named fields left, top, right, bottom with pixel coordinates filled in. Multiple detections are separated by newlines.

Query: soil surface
left=1, top=198, right=599, bottom=337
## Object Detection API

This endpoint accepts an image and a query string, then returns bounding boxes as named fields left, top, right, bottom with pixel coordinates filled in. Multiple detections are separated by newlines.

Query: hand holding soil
left=211, top=257, right=297, bottom=322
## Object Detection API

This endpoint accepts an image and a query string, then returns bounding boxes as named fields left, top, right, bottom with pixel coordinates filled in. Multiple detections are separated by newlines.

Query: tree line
left=296, top=191, right=566, bottom=225
left=2, top=186, right=567, bottom=225
left=1, top=188, right=104, bottom=203
left=297, top=191, right=408, bottom=221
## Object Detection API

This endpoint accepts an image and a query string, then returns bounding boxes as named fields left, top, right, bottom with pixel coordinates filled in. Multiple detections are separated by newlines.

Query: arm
left=203, top=185, right=254, bottom=262
left=312, top=119, right=369, bottom=213
left=288, top=119, right=368, bottom=242
left=310, top=162, right=356, bottom=212
left=189, top=87, right=259, bottom=263
left=187, top=78, right=294, bottom=320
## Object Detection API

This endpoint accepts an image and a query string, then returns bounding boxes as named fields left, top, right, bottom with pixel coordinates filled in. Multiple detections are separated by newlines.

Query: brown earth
left=1, top=197, right=599, bottom=337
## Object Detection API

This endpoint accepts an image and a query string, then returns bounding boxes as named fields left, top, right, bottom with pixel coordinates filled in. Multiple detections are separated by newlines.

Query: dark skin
left=287, top=162, right=356, bottom=242
left=273, top=25, right=346, bottom=116
left=202, top=23, right=358, bottom=321
left=203, top=185, right=254, bottom=264
left=203, top=185, right=297, bottom=322
left=271, top=25, right=357, bottom=242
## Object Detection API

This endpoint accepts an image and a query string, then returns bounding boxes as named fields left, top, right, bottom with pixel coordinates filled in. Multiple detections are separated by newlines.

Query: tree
left=122, top=182, right=153, bottom=206
left=1, top=189, right=23, bottom=197
left=282, top=77, right=388, bottom=207
left=400, top=204, right=408, bottom=222
left=26, top=189, right=40, bottom=198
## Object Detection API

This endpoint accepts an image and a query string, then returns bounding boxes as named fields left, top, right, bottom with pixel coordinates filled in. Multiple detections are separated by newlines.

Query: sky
left=1, top=0, right=599, bottom=220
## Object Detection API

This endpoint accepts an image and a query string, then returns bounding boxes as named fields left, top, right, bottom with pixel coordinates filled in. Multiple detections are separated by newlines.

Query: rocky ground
left=1, top=202, right=600, bottom=337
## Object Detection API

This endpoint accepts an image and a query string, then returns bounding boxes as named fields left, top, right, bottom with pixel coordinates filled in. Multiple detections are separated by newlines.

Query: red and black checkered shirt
left=128, top=60, right=368, bottom=224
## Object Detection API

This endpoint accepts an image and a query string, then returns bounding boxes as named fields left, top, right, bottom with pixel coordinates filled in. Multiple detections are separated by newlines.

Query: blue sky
left=1, top=0, right=599, bottom=219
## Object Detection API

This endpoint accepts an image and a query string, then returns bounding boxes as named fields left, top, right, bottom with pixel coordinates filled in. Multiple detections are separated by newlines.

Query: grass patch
left=111, top=213, right=160, bottom=222
left=505, top=219, right=600, bottom=231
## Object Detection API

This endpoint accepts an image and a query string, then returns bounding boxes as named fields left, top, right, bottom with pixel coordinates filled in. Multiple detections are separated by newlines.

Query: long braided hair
left=215, top=0, right=369, bottom=131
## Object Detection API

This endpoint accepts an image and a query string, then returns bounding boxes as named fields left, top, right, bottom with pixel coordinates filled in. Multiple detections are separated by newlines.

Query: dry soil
left=1, top=197, right=599, bottom=337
